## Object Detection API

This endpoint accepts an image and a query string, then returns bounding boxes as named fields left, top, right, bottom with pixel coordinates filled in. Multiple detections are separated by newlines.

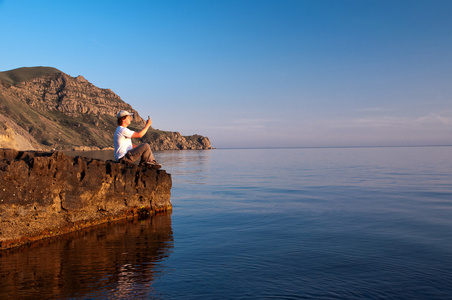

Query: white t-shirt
left=114, top=126, right=135, bottom=160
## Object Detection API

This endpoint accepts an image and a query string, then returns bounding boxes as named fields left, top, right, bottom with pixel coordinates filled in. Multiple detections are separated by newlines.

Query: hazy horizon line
left=215, top=144, right=452, bottom=150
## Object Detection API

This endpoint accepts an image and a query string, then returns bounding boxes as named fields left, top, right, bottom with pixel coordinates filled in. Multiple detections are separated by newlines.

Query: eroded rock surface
left=0, top=148, right=172, bottom=249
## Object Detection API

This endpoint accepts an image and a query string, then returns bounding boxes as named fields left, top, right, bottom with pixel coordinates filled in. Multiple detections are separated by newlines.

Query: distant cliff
left=0, top=149, right=172, bottom=250
left=0, top=67, right=212, bottom=151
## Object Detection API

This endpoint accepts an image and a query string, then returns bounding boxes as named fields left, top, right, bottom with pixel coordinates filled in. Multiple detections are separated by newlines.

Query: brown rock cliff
left=0, top=148, right=172, bottom=250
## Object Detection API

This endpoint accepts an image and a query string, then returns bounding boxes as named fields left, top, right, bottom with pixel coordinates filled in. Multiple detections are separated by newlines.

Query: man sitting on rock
left=114, top=110, right=162, bottom=169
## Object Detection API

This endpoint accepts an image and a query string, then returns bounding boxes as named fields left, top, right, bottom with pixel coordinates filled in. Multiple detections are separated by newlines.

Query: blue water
left=1, top=147, right=452, bottom=299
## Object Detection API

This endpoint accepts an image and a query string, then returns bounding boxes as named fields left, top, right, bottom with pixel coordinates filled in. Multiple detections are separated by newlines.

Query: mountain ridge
left=0, top=66, right=62, bottom=85
left=0, top=67, right=212, bottom=151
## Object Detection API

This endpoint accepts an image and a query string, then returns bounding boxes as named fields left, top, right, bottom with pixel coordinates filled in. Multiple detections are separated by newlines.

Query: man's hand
left=132, top=116, right=153, bottom=138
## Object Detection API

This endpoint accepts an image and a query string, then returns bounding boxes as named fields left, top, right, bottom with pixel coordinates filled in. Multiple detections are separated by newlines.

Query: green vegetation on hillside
left=0, top=66, right=62, bottom=85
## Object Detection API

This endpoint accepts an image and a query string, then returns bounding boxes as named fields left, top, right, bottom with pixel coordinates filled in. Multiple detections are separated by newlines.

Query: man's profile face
left=122, top=115, right=133, bottom=126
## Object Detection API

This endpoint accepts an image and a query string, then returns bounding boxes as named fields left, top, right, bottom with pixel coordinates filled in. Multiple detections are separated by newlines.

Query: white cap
left=117, top=110, right=134, bottom=119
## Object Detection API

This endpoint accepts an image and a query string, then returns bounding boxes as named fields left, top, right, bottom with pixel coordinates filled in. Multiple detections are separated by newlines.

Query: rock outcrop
left=0, top=149, right=172, bottom=250
left=0, top=66, right=212, bottom=151
left=145, top=131, right=213, bottom=150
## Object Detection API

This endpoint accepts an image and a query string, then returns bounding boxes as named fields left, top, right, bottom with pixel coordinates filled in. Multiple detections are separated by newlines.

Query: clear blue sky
left=1, top=0, right=451, bottom=148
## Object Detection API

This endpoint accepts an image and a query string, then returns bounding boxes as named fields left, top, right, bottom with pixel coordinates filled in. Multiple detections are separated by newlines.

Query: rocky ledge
left=0, top=149, right=172, bottom=250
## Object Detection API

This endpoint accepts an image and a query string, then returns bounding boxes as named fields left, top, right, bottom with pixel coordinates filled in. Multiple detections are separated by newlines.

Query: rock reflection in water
left=0, top=213, right=173, bottom=299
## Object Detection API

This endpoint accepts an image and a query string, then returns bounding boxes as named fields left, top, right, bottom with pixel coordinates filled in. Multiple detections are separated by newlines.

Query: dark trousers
left=120, top=143, right=155, bottom=165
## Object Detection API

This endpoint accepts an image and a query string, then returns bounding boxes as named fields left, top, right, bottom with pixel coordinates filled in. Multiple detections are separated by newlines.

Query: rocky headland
left=0, top=149, right=172, bottom=250
left=0, top=66, right=212, bottom=151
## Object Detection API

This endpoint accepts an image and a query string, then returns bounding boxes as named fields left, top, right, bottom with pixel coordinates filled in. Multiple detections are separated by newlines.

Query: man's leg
left=137, top=143, right=155, bottom=164
left=135, top=143, right=162, bottom=169
left=121, top=143, right=155, bottom=164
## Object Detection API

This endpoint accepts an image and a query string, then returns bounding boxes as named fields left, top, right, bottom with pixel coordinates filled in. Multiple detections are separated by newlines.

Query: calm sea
left=1, top=147, right=451, bottom=299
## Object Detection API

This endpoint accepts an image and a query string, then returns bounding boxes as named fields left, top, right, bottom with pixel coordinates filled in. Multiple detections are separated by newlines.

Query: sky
left=0, top=0, right=451, bottom=148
